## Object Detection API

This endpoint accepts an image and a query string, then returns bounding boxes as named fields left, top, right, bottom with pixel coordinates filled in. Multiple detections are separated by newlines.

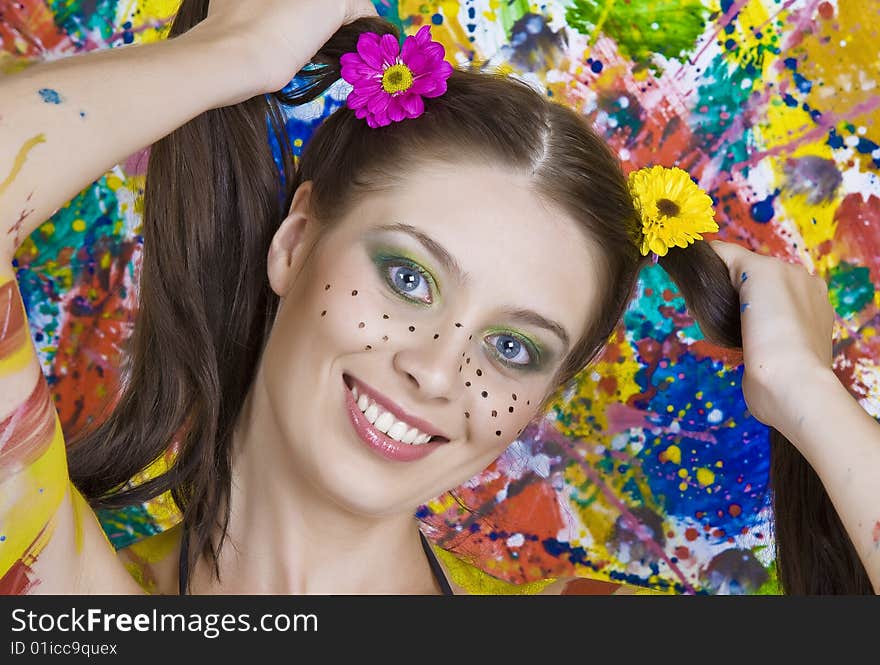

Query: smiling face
left=259, top=161, right=603, bottom=517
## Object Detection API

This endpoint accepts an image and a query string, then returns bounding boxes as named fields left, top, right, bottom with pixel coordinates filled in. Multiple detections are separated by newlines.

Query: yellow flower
left=628, top=165, right=718, bottom=257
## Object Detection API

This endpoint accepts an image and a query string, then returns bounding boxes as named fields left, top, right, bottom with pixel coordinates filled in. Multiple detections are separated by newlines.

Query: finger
left=708, top=240, right=755, bottom=290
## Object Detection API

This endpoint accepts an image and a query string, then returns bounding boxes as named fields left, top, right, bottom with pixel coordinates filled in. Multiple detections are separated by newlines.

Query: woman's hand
left=709, top=240, right=837, bottom=438
left=188, top=0, right=378, bottom=97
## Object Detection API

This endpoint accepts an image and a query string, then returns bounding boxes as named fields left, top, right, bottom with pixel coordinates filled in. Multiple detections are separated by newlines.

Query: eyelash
left=372, top=252, right=542, bottom=371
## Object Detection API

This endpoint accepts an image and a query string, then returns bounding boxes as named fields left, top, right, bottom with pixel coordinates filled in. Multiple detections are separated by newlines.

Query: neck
left=188, top=366, right=440, bottom=595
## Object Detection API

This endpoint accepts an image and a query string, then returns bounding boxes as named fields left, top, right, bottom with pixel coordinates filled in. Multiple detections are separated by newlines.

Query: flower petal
left=387, top=97, right=407, bottom=123
left=379, top=34, right=401, bottom=66
left=399, top=92, right=425, bottom=117
left=367, top=90, right=392, bottom=115
left=357, top=32, right=383, bottom=69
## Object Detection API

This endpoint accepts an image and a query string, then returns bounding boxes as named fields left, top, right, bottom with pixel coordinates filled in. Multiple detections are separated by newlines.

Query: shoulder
left=429, top=542, right=665, bottom=596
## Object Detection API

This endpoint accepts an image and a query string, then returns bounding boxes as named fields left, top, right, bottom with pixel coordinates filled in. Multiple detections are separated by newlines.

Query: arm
left=778, top=367, right=880, bottom=592
left=0, top=24, right=258, bottom=260
left=710, top=239, right=879, bottom=593
left=0, top=0, right=378, bottom=261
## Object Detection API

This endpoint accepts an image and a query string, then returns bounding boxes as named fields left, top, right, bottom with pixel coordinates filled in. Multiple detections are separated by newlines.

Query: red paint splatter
left=685, top=527, right=699, bottom=541
left=562, top=578, right=622, bottom=595
left=818, top=2, right=834, bottom=20
left=873, top=521, right=880, bottom=547
left=728, top=504, right=742, bottom=518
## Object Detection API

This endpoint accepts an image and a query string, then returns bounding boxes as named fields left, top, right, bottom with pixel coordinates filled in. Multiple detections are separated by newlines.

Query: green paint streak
left=31, top=176, right=122, bottom=266
left=828, top=261, right=874, bottom=319
left=376, top=0, right=407, bottom=35
left=500, top=0, right=531, bottom=34
left=97, top=505, right=163, bottom=550
left=47, top=0, right=121, bottom=43
left=692, top=54, right=755, bottom=172
left=624, top=264, right=687, bottom=342
left=565, top=0, right=708, bottom=65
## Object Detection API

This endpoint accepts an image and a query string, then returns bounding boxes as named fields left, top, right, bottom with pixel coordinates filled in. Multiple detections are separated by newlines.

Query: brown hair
left=67, top=3, right=871, bottom=594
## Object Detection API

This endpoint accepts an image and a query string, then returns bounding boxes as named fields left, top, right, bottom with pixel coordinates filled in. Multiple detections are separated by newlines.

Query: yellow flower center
left=656, top=198, right=680, bottom=217
left=382, top=64, right=414, bottom=95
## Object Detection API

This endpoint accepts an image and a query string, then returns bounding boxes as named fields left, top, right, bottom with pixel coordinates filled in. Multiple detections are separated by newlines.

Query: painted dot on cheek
left=358, top=322, right=365, bottom=328
left=365, top=345, right=372, bottom=350
left=466, top=358, right=470, bottom=365
left=351, top=290, right=358, bottom=296
left=476, top=369, right=482, bottom=376
left=325, top=284, right=331, bottom=290
left=321, top=310, right=327, bottom=317
left=481, top=391, right=488, bottom=398
left=465, top=411, right=470, bottom=418
left=409, top=325, right=416, bottom=332
left=455, top=322, right=463, bottom=328
left=465, top=381, right=471, bottom=387
left=512, top=394, right=517, bottom=401
left=383, top=314, right=390, bottom=319
left=495, top=430, right=502, bottom=437
left=491, top=410, right=497, bottom=417
left=434, top=333, right=440, bottom=339
left=508, top=406, right=514, bottom=413
left=468, top=335, right=472, bottom=340
left=382, top=335, right=389, bottom=342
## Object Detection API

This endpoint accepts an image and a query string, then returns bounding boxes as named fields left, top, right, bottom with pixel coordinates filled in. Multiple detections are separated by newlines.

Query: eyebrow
left=374, top=223, right=467, bottom=283
left=373, top=223, right=571, bottom=349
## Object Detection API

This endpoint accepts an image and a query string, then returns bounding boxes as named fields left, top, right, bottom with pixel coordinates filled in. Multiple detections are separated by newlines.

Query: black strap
left=179, top=527, right=453, bottom=595
left=178, top=525, right=189, bottom=596
left=420, top=530, right=455, bottom=596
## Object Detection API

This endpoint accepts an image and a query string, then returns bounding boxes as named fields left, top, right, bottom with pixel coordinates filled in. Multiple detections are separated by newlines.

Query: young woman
left=1, top=0, right=877, bottom=595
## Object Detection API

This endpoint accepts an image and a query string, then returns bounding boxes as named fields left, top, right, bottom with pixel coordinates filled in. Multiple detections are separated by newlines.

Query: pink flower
left=340, top=26, right=454, bottom=128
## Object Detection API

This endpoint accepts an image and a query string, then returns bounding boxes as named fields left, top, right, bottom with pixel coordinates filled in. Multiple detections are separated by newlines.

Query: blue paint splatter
left=741, top=272, right=748, bottom=282
left=750, top=191, right=778, bottom=223
left=740, top=302, right=749, bottom=312
left=38, top=88, right=63, bottom=104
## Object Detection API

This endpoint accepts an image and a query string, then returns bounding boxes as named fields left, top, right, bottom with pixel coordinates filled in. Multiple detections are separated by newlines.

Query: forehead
left=338, top=161, right=603, bottom=343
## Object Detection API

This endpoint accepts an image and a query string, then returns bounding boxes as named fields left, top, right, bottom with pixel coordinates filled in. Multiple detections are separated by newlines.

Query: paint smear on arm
left=0, top=134, right=46, bottom=199
left=0, top=276, right=68, bottom=593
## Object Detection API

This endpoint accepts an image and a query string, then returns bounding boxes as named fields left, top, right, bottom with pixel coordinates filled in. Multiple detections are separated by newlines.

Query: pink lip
left=344, top=374, right=449, bottom=440
left=343, top=376, right=446, bottom=462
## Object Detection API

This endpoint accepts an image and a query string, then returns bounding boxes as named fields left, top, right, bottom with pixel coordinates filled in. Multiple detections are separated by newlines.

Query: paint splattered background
left=3, top=0, right=879, bottom=594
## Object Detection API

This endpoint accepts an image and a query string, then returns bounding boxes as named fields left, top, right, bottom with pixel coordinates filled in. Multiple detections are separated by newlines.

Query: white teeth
left=364, top=403, right=380, bottom=424
left=350, top=385, right=438, bottom=445
left=352, top=385, right=359, bottom=399
left=374, top=411, right=395, bottom=433
left=386, top=421, right=408, bottom=441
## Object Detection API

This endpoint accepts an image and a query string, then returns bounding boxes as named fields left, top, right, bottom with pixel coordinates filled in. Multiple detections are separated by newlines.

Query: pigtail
left=68, top=0, right=297, bottom=583
left=659, top=245, right=873, bottom=594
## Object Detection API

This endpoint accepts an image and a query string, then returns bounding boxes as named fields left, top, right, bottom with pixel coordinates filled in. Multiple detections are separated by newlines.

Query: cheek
left=456, top=348, right=542, bottom=448
left=309, top=279, right=419, bottom=355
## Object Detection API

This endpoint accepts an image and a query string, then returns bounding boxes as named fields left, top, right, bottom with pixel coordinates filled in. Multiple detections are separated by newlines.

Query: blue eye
left=386, top=263, right=433, bottom=303
left=486, top=333, right=533, bottom=366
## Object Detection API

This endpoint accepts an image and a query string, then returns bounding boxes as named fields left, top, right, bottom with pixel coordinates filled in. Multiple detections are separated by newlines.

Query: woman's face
left=261, top=161, right=602, bottom=517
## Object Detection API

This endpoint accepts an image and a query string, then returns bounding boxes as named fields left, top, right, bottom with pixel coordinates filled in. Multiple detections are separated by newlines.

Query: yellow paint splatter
left=0, top=134, right=46, bottom=198
left=696, top=467, right=715, bottom=487
left=660, top=444, right=681, bottom=465
left=431, top=543, right=556, bottom=594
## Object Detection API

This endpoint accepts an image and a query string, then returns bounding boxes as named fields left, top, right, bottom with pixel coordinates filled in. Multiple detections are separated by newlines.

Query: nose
left=392, top=331, right=466, bottom=402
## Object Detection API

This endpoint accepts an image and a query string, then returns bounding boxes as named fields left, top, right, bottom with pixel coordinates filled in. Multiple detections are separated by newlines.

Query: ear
left=268, top=181, right=316, bottom=297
